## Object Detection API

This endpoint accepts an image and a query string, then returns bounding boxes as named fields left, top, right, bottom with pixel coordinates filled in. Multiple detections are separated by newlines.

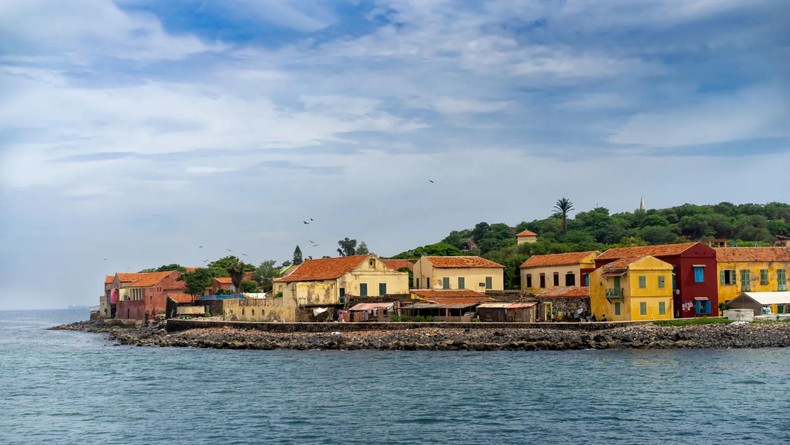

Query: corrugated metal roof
left=349, top=302, right=395, bottom=311
left=477, top=302, right=537, bottom=309
left=740, top=292, right=790, bottom=305
left=406, top=302, right=479, bottom=309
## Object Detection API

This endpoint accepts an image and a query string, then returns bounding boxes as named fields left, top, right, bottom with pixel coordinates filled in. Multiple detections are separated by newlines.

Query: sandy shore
left=53, top=319, right=790, bottom=350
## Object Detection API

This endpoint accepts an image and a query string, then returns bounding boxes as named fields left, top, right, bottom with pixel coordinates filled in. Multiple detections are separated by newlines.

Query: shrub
left=654, top=317, right=732, bottom=326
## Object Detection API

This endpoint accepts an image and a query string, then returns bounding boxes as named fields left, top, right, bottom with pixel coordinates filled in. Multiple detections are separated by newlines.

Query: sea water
left=1, top=310, right=788, bottom=444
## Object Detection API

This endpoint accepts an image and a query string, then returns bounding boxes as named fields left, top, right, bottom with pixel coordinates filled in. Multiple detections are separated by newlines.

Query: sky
left=1, top=0, right=788, bottom=309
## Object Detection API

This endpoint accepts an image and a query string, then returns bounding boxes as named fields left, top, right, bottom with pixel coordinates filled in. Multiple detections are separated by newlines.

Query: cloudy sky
left=1, top=0, right=788, bottom=309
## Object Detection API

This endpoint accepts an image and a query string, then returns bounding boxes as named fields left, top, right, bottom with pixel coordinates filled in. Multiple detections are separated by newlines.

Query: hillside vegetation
left=394, top=202, right=790, bottom=289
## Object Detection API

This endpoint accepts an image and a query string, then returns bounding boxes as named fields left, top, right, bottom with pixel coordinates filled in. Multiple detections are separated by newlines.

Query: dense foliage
left=393, top=201, right=790, bottom=289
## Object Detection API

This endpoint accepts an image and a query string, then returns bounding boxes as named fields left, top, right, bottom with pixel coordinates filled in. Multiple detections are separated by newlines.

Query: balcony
left=605, top=287, right=624, bottom=299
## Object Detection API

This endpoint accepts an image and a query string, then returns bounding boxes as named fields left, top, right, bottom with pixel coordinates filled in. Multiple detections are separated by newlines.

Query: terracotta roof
left=596, top=242, right=699, bottom=260
left=184, top=267, right=197, bottom=273
left=214, top=277, right=233, bottom=284
left=381, top=259, right=414, bottom=271
left=243, top=272, right=255, bottom=281
left=477, top=302, right=537, bottom=308
left=425, top=256, right=504, bottom=269
left=715, top=247, right=790, bottom=263
left=129, top=271, right=175, bottom=287
left=168, top=293, right=194, bottom=304
left=115, top=273, right=147, bottom=283
left=521, top=251, right=599, bottom=268
left=105, top=275, right=114, bottom=284
left=411, top=289, right=492, bottom=305
left=277, top=255, right=370, bottom=283
left=538, top=286, right=590, bottom=298
left=602, top=257, right=643, bottom=271
left=516, top=229, right=537, bottom=237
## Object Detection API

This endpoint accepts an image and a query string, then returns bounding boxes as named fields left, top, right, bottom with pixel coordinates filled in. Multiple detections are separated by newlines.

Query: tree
left=240, top=280, right=259, bottom=293
left=357, top=241, right=369, bottom=254
left=139, top=263, right=186, bottom=273
left=293, top=245, right=303, bottom=265
left=337, top=238, right=357, bottom=256
left=179, top=268, right=214, bottom=296
left=254, top=260, right=278, bottom=292
left=554, top=197, right=574, bottom=235
left=226, top=258, right=246, bottom=293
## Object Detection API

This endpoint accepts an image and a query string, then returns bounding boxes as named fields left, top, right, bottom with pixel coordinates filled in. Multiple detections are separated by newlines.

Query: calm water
left=1, top=310, right=789, bottom=444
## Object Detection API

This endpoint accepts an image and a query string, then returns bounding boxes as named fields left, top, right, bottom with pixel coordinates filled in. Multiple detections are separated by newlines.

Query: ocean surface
left=1, top=310, right=789, bottom=445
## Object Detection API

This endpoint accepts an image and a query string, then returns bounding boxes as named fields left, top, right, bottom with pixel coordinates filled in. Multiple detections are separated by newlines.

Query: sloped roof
left=602, top=257, right=643, bottom=272
left=538, top=286, right=590, bottom=298
left=349, top=302, right=396, bottom=311
left=716, top=247, right=790, bottom=263
left=425, top=256, right=504, bottom=269
left=167, top=293, right=194, bottom=304
left=596, top=242, right=700, bottom=260
left=738, top=292, right=790, bottom=305
left=516, top=229, right=537, bottom=237
left=277, top=255, right=370, bottom=283
left=129, top=271, right=175, bottom=287
left=115, top=273, right=147, bottom=283
left=214, top=277, right=233, bottom=284
left=521, top=251, right=599, bottom=268
left=381, top=259, right=414, bottom=271
left=477, top=302, right=537, bottom=309
left=411, top=289, right=492, bottom=305
left=105, top=275, right=114, bottom=284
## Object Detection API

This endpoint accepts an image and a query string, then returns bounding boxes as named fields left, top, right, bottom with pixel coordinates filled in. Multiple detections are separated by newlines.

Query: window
left=778, top=305, right=785, bottom=314
left=458, top=277, right=465, bottom=289
left=526, top=274, right=532, bottom=288
left=779, top=270, right=787, bottom=291
left=415, top=278, right=420, bottom=289
left=379, top=283, right=387, bottom=295
left=583, top=274, right=589, bottom=286
left=639, top=276, right=646, bottom=288
left=242, top=308, right=245, bottom=316
left=485, top=276, right=493, bottom=289
left=614, top=302, right=621, bottom=316
left=760, top=269, right=769, bottom=285
left=340, top=288, right=346, bottom=297
left=553, top=272, right=559, bottom=287
left=741, top=270, right=751, bottom=291
left=539, top=274, right=546, bottom=288
left=426, top=278, right=430, bottom=289
left=694, top=266, right=705, bottom=283
left=640, top=302, right=647, bottom=316
left=659, top=302, right=666, bottom=315
left=360, top=283, right=368, bottom=297
left=658, top=276, right=665, bottom=289
left=369, top=259, right=375, bottom=268
left=251, top=309, right=255, bottom=316
left=720, top=270, right=736, bottom=285
left=565, top=273, right=575, bottom=286
left=442, top=277, right=450, bottom=290
left=695, top=299, right=711, bottom=315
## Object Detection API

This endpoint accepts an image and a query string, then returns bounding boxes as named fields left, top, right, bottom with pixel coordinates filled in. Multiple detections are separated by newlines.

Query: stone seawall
left=165, top=319, right=635, bottom=333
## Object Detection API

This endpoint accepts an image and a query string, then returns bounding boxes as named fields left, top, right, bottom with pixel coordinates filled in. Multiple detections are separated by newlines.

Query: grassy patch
left=654, top=317, right=733, bottom=327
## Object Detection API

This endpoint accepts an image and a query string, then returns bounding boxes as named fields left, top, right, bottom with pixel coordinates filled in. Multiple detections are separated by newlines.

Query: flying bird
left=303, top=221, right=310, bottom=224
left=103, top=258, right=107, bottom=261
left=198, top=245, right=204, bottom=249
left=203, top=259, right=208, bottom=262
left=310, top=218, right=314, bottom=221
left=242, top=253, right=248, bottom=256
left=226, top=248, right=233, bottom=252
left=428, top=179, right=435, bottom=183
left=309, top=240, right=315, bottom=244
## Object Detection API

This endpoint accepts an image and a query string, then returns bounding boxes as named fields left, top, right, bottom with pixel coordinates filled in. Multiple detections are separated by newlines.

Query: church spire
left=639, top=196, right=645, bottom=211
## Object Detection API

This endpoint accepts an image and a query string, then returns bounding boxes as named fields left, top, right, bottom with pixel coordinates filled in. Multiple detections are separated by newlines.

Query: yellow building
left=412, top=256, right=504, bottom=291
left=520, top=251, right=599, bottom=293
left=715, top=247, right=790, bottom=304
left=276, top=254, right=409, bottom=320
left=589, top=256, right=674, bottom=321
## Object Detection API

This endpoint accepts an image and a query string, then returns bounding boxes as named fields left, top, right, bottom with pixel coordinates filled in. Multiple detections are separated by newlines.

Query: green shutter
left=720, top=271, right=725, bottom=285
left=733, top=270, right=737, bottom=285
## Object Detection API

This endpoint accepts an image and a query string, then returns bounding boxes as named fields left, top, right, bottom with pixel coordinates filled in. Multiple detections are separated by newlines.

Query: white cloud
left=609, top=87, right=790, bottom=147
left=433, top=97, right=511, bottom=114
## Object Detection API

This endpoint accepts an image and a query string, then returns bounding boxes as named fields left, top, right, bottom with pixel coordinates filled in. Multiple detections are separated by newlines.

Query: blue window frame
left=379, top=283, right=387, bottom=295
left=694, top=299, right=711, bottom=315
left=658, top=276, right=665, bottom=288
left=694, top=267, right=705, bottom=283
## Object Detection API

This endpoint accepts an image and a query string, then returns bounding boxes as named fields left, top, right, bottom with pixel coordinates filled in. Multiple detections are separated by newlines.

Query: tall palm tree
left=554, top=197, right=574, bottom=235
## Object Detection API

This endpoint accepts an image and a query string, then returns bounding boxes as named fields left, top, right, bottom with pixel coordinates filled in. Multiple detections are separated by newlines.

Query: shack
left=347, top=302, right=398, bottom=322
left=726, top=292, right=790, bottom=316
left=476, top=302, right=537, bottom=322
left=536, top=286, right=590, bottom=321
left=404, top=289, right=493, bottom=322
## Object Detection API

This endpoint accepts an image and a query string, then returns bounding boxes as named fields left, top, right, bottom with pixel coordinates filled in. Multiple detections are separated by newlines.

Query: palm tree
left=554, top=197, right=574, bottom=235
left=227, top=259, right=246, bottom=293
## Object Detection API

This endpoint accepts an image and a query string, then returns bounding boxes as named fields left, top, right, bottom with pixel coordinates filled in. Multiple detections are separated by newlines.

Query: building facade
left=589, top=256, right=675, bottom=321
left=715, top=247, right=790, bottom=304
left=520, top=251, right=600, bottom=293
left=114, top=271, right=186, bottom=321
left=412, top=256, right=504, bottom=292
left=595, top=242, right=717, bottom=318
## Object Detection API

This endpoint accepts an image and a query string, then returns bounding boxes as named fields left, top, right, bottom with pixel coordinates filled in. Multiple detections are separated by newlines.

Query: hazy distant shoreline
left=53, top=319, right=790, bottom=350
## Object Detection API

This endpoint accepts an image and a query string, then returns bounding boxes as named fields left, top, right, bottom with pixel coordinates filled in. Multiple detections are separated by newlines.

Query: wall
left=521, top=264, right=581, bottom=293
left=717, top=261, right=790, bottom=303
left=414, top=258, right=504, bottom=291
left=116, top=300, right=145, bottom=320
left=589, top=257, right=674, bottom=321
left=676, top=247, right=718, bottom=318
left=223, top=298, right=293, bottom=322
left=536, top=297, right=590, bottom=321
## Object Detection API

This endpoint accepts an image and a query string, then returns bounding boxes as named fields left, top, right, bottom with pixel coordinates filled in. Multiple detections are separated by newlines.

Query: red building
left=115, top=271, right=186, bottom=321
left=595, top=242, right=718, bottom=318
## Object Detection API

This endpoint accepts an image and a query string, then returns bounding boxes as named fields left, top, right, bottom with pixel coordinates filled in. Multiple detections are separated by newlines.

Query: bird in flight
left=303, top=220, right=310, bottom=224
left=428, top=179, right=435, bottom=183
left=310, top=218, right=314, bottom=221
left=198, top=245, right=204, bottom=249
left=242, top=253, right=248, bottom=256
left=226, top=248, right=233, bottom=252
left=203, top=259, right=208, bottom=262
left=103, top=258, right=107, bottom=261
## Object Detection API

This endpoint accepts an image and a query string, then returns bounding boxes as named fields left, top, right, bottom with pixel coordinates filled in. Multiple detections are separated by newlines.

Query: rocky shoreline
left=52, top=319, right=790, bottom=350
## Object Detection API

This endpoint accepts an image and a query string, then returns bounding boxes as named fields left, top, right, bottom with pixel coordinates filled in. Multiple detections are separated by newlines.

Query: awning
left=694, top=297, right=709, bottom=301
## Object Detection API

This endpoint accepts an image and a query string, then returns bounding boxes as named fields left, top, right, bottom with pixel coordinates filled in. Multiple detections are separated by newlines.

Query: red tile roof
left=602, top=257, right=643, bottom=271
left=381, top=259, right=414, bottom=271
left=168, top=293, right=194, bottom=304
left=115, top=273, right=147, bottom=283
left=538, top=286, right=590, bottom=298
left=520, top=251, right=599, bottom=268
left=596, top=242, right=699, bottom=260
left=105, top=275, right=114, bottom=284
left=214, top=277, right=233, bottom=284
left=129, top=271, right=175, bottom=287
left=411, top=289, right=492, bottom=305
left=715, top=247, right=790, bottom=263
left=425, top=256, right=504, bottom=269
left=516, top=229, right=537, bottom=237
left=277, top=255, right=370, bottom=283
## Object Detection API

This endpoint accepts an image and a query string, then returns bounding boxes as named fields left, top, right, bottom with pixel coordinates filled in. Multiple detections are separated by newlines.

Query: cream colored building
left=275, top=254, right=409, bottom=321
left=520, top=251, right=599, bottom=293
left=516, top=229, right=538, bottom=244
left=412, top=256, right=504, bottom=292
